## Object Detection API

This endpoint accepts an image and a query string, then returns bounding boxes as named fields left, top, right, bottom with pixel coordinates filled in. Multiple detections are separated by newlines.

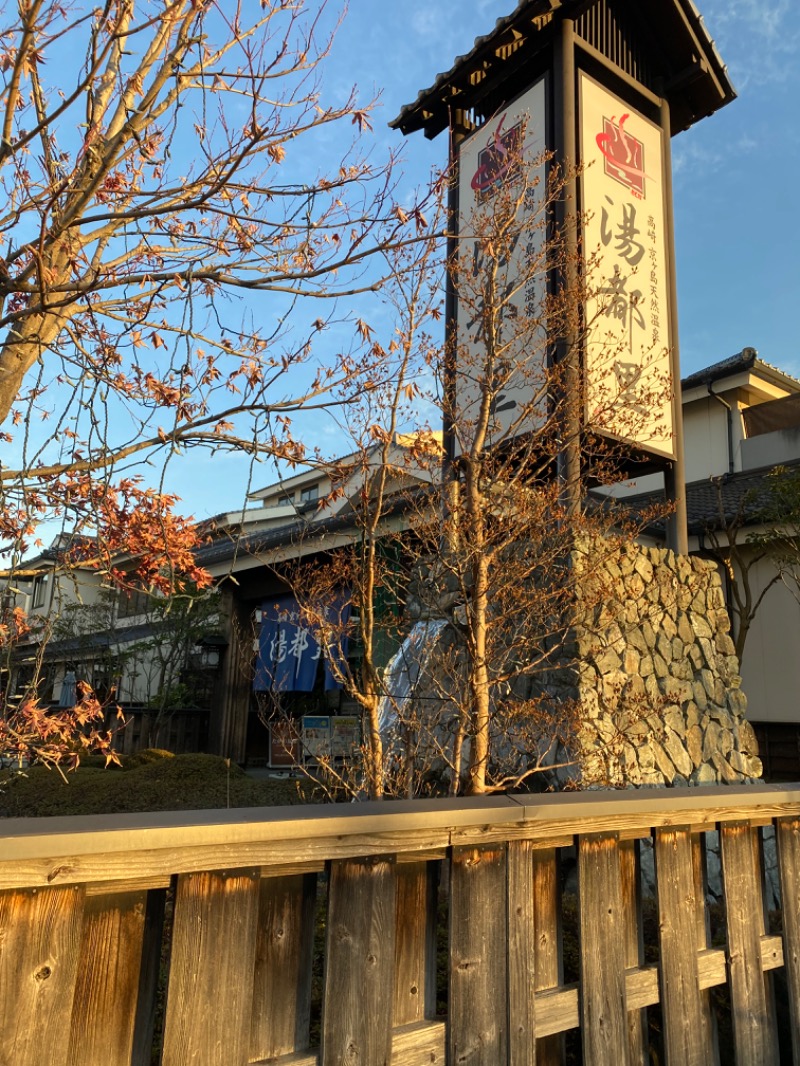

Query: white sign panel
left=455, top=77, right=548, bottom=454
left=580, top=73, right=674, bottom=458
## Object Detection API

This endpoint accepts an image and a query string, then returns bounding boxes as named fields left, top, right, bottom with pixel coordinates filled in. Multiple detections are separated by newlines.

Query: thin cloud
left=409, top=0, right=509, bottom=61
left=673, top=131, right=759, bottom=182
left=704, top=0, right=800, bottom=88
left=672, top=139, right=725, bottom=178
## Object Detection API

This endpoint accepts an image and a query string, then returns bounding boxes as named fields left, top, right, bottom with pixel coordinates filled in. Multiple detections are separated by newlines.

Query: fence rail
left=2, top=784, right=800, bottom=1065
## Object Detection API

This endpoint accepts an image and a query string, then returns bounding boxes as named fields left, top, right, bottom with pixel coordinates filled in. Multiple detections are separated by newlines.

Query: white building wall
left=737, top=554, right=800, bottom=724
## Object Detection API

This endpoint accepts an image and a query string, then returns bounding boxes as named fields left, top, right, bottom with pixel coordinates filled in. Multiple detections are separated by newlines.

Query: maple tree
left=0, top=0, right=425, bottom=575
left=703, top=466, right=800, bottom=661
left=0, top=0, right=426, bottom=762
left=255, top=219, right=443, bottom=799
left=0, top=605, right=119, bottom=777
left=0, top=687, right=121, bottom=780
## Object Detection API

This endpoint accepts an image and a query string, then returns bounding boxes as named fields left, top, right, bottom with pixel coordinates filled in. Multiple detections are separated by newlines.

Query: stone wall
left=565, top=541, right=762, bottom=787
left=407, top=539, right=762, bottom=788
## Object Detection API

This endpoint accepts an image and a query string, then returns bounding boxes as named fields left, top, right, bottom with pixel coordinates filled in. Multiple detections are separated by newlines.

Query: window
left=117, top=586, right=151, bottom=619
left=32, top=572, right=50, bottom=609
left=300, top=484, right=319, bottom=503
left=92, top=658, right=122, bottom=704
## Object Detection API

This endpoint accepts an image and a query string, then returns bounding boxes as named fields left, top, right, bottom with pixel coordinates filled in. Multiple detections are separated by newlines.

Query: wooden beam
left=4, top=785, right=800, bottom=891
left=578, top=834, right=628, bottom=1065
left=450, top=845, right=508, bottom=1065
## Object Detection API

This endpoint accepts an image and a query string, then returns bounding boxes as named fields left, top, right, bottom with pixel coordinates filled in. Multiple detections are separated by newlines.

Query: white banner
left=580, top=73, right=674, bottom=458
left=455, top=77, right=548, bottom=454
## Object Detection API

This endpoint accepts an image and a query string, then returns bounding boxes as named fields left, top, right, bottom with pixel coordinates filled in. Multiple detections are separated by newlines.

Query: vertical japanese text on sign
left=254, top=595, right=351, bottom=693
left=580, top=73, right=674, bottom=459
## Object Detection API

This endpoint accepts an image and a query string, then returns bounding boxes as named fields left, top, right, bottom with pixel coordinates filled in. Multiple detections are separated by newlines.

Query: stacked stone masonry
left=407, top=539, right=761, bottom=788
left=568, top=541, right=761, bottom=786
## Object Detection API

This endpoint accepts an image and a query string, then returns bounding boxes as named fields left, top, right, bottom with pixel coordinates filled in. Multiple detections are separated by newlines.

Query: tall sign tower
left=391, top=0, right=735, bottom=553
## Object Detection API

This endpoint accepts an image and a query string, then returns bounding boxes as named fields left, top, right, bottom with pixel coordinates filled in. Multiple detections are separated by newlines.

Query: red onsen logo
left=470, top=115, right=523, bottom=201
left=596, top=114, right=647, bottom=199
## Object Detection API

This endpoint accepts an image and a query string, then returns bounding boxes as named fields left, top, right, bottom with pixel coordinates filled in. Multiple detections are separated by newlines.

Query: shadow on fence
left=1, top=784, right=799, bottom=1064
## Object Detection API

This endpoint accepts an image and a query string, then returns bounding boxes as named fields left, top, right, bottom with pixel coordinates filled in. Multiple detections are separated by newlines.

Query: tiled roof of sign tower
left=391, top=0, right=735, bottom=140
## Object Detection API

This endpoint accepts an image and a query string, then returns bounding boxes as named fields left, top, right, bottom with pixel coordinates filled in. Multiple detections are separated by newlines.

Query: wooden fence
left=115, top=706, right=209, bottom=755
left=2, top=784, right=800, bottom=1065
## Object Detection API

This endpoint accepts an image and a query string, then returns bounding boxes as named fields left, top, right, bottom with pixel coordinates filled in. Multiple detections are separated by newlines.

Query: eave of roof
left=195, top=488, right=426, bottom=571
left=624, top=458, right=800, bottom=536
left=391, top=0, right=735, bottom=140
left=680, top=348, right=759, bottom=391
left=681, top=348, right=800, bottom=395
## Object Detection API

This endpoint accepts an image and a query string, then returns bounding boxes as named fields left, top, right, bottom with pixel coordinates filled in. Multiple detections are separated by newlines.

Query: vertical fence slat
left=250, top=873, right=316, bottom=1061
left=131, top=887, right=168, bottom=1066
left=692, top=835, right=720, bottom=1065
left=507, top=840, right=537, bottom=1065
left=161, top=868, right=260, bottom=1066
left=720, top=822, right=778, bottom=1066
left=0, top=885, right=84, bottom=1066
left=450, top=845, right=508, bottom=1066
left=67, top=890, right=148, bottom=1066
left=620, top=839, right=647, bottom=1066
left=654, top=827, right=712, bottom=1065
left=394, top=861, right=438, bottom=1026
left=778, top=816, right=800, bottom=1062
left=578, top=833, right=627, bottom=1066
left=532, top=848, right=564, bottom=1066
left=322, top=856, right=396, bottom=1066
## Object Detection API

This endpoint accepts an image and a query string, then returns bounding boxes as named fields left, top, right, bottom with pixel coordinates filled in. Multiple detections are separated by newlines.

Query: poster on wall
left=455, top=76, right=548, bottom=454
left=302, top=715, right=331, bottom=762
left=331, top=716, right=360, bottom=759
left=579, top=72, right=674, bottom=459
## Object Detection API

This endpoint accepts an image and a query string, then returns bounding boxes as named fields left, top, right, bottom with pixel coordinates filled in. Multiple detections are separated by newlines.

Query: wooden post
left=620, top=839, right=647, bottom=1065
left=450, top=845, right=508, bottom=1065
left=131, top=888, right=168, bottom=1066
left=442, top=112, right=470, bottom=556
left=322, top=857, right=397, bottom=1066
left=654, top=828, right=713, bottom=1064
left=777, top=816, right=800, bottom=1061
left=658, top=92, right=689, bottom=555
left=0, top=885, right=85, bottom=1066
left=720, top=823, right=778, bottom=1065
left=161, top=868, right=260, bottom=1066
left=692, top=835, right=720, bottom=1065
left=507, top=840, right=537, bottom=1064
left=67, top=890, right=149, bottom=1066
left=577, top=833, right=627, bottom=1065
left=250, top=873, right=316, bottom=1061
left=553, top=17, right=582, bottom=517
left=532, top=848, right=564, bottom=1066
left=210, top=587, right=251, bottom=762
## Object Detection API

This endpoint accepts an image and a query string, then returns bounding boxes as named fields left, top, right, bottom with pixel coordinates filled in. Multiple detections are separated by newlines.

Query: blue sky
left=173, top=0, right=800, bottom=521
left=201, top=0, right=794, bottom=504
left=325, top=0, right=800, bottom=381
left=21, top=0, right=794, bottom=531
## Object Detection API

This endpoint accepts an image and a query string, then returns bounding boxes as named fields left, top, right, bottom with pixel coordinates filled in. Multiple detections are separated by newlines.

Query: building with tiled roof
left=617, top=349, right=800, bottom=775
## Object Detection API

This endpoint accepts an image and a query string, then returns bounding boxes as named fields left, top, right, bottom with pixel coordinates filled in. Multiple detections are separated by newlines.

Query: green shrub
left=124, top=748, right=175, bottom=770
left=0, top=754, right=312, bottom=817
